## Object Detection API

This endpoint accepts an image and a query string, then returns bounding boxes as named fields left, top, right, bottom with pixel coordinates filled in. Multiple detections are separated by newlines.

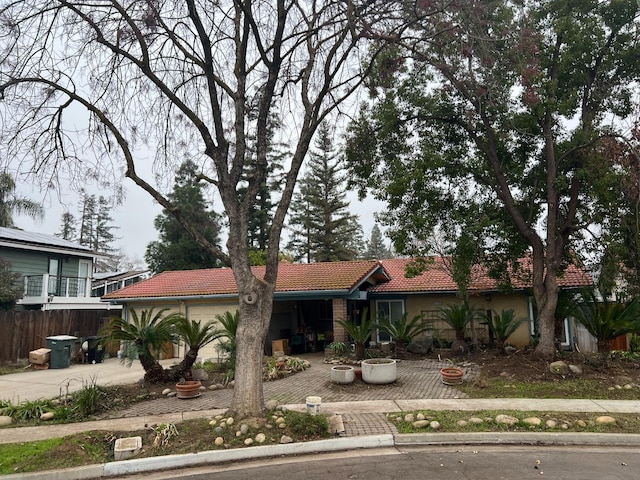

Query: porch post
left=332, top=298, right=348, bottom=342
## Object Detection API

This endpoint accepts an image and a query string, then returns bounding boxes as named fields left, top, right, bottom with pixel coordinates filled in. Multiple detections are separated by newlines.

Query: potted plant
left=336, top=308, right=374, bottom=360
left=327, top=341, right=348, bottom=357
left=361, top=358, right=397, bottom=384
left=175, top=379, right=202, bottom=398
left=440, top=366, right=464, bottom=385
left=376, top=313, right=432, bottom=358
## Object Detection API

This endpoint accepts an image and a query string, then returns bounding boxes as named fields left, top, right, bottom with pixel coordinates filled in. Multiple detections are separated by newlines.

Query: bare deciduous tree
left=0, top=0, right=412, bottom=417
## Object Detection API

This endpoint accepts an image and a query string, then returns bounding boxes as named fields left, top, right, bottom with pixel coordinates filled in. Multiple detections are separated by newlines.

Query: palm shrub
left=214, top=310, right=239, bottom=380
left=572, top=292, right=640, bottom=353
left=101, top=307, right=183, bottom=383
left=376, top=313, right=432, bottom=358
left=487, top=309, right=526, bottom=353
left=172, top=317, right=225, bottom=382
left=437, top=301, right=480, bottom=354
left=336, top=308, right=374, bottom=360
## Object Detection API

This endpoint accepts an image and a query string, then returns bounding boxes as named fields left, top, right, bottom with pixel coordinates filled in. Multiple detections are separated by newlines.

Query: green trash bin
left=46, top=335, right=78, bottom=369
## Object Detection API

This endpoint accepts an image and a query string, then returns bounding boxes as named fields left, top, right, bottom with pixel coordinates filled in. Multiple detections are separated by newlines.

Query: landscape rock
left=523, top=417, right=542, bottom=426
left=407, top=337, right=433, bottom=355
left=240, top=424, right=249, bottom=435
left=457, top=420, right=468, bottom=427
left=412, top=420, right=430, bottom=428
left=280, top=435, right=294, bottom=444
left=416, top=413, right=425, bottom=421
left=595, top=415, right=616, bottom=425
left=0, top=415, right=12, bottom=426
left=214, top=437, right=224, bottom=446
left=191, top=369, right=209, bottom=381
left=429, top=421, right=441, bottom=430
left=167, top=392, right=177, bottom=397
left=568, top=364, right=583, bottom=375
left=404, top=413, right=415, bottom=423
left=265, top=399, right=279, bottom=410
left=495, top=414, right=518, bottom=426
left=549, top=361, right=569, bottom=375
left=244, top=438, right=253, bottom=446
left=161, top=388, right=171, bottom=396
left=546, top=419, right=557, bottom=428
left=40, top=412, right=55, bottom=421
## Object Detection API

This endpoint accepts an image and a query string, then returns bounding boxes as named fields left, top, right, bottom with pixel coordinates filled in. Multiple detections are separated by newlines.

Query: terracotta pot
left=440, top=367, right=464, bottom=385
left=176, top=380, right=202, bottom=399
left=330, top=365, right=355, bottom=384
left=354, top=368, right=362, bottom=380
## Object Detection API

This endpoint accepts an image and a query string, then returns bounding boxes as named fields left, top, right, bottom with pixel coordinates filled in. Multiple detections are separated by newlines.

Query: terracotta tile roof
left=370, top=257, right=593, bottom=294
left=102, top=260, right=385, bottom=300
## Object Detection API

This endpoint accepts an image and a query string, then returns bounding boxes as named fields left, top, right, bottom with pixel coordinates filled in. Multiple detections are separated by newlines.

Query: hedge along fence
left=0, top=309, right=118, bottom=363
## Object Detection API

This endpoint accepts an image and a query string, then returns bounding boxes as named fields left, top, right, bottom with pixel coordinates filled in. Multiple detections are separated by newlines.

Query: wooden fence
left=0, top=310, right=116, bottom=363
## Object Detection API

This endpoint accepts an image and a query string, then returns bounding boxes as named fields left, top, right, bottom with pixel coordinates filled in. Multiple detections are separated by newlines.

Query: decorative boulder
left=407, top=337, right=434, bottom=355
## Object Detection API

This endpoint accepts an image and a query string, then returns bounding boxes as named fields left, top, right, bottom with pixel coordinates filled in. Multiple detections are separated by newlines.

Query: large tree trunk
left=230, top=277, right=274, bottom=419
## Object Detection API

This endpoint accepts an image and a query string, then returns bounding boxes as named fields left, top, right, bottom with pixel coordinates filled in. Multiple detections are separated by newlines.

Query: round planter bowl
left=361, top=358, right=397, bottom=384
left=440, top=367, right=464, bottom=385
left=176, top=380, right=202, bottom=399
left=330, top=365, right=355, bottom=384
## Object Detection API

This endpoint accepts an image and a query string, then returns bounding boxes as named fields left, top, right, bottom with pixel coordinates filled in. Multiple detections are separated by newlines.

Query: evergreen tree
left=240, top=110, right=287, bottom=262
left=287, top=123, right=363, bottom=262
left=145, top=161, right=224, bottom=273
left=94, top=196, right=118, bottom=253
left=55, top=212, right=78, bottom=241
left=78, top=191, right=96, bottom=247
left=363, top=224, right=392, bottom=260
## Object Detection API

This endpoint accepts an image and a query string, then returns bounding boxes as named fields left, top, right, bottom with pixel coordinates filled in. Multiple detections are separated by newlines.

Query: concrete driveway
left=0, top=357, right=179, bottom=403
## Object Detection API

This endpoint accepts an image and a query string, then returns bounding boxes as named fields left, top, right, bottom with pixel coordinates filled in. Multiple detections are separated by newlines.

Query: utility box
left=46, top=335, right=78, bottom=369
left=29, top=348, right=51, bottom=365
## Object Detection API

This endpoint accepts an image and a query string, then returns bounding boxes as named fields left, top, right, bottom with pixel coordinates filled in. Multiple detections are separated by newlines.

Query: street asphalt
left=2, top=353, right=640, bottom=479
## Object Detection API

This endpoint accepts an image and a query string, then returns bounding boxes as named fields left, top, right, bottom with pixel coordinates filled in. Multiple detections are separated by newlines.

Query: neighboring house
left=0, top=227, right=107, bottom=311
left=92, top=270, right=151, bottom=297
left=102, top=257, right=595, bottom=359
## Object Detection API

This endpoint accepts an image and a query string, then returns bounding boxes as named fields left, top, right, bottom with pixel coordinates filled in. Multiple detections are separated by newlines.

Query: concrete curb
left=6, top=432, right=640, bottom=480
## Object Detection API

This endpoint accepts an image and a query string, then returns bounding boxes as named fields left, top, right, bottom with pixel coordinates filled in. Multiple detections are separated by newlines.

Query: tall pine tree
left=56, top=212, right=78, bottom=241
left=363, top=224, right=392, bottom=260
left=145, top=160, right=224, bottom=273
left=287, top=123, right=363, bottom=262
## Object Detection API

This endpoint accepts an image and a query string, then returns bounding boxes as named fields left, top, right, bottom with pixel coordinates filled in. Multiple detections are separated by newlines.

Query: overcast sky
left=15, top=176, right=387, bottom=267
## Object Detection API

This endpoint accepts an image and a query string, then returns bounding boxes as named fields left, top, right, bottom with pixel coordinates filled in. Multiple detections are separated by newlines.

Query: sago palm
left=336, top=308, right=374, bottom=360
left=102, top=307, right=182, bottom=382
left=376, top=313, right=431, bottom=358
left=172, top=318, right=225, bottom=381
left=487, top=309, right=526, bottom=353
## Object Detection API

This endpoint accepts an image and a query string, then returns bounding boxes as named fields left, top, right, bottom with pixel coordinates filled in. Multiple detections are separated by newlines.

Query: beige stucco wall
left=401, top=292, right=532, bottom=348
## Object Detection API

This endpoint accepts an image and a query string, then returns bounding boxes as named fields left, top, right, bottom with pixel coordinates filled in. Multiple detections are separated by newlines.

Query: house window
left=77, top=260, right=91, bottom=297
left=48, top=258, right=61, bottom=295
left=375, top=299, right=405, bottom=343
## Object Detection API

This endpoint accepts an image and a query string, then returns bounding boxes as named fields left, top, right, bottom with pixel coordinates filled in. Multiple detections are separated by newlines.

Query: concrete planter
left=361, top=358, right=397, bottom=384
left=330, top=365, right=355, bottom=384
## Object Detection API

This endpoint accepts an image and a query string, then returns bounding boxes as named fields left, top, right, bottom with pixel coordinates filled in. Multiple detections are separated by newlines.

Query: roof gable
left=103, top=260, right=387, bottom=300
left=370, top=257, right=593, bottom=294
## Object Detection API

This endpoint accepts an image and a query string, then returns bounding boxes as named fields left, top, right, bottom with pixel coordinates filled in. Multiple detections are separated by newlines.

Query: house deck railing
left=22, top=274, right=92, bottom=300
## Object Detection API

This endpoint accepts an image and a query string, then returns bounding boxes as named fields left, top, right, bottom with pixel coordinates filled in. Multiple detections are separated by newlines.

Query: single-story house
left=102, top=257, right=595, bottom=359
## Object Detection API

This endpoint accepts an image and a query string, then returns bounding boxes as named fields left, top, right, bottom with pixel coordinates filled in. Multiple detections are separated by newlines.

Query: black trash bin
left=46, top=335, right=78, bottom=369
left=85, top=336, right=104, bottom=364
